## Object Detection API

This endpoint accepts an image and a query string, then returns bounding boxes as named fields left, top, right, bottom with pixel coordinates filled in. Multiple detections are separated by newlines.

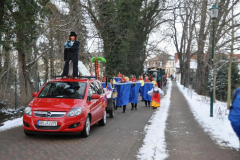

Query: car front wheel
left=81, top=115, right=91, bottom=137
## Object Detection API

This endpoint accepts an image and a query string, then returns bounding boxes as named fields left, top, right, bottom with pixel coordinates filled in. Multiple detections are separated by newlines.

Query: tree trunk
left=196, top=0, right=208, bottom=95
left=18, top=51, right=28, bottom=103
left=49, top=23, right=54, bottom=78
left=0, top=0, right=6, bottom=40
left=180, top=60, right=184, bottom=85
left=43, top=56, right=49, bottom=84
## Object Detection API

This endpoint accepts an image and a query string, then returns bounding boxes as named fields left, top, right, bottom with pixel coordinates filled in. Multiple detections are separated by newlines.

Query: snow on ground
left=137, top=80, right=172, bottom=160
left=0, top=117, right=22, bottom=132
left=1, top=107, right=24, bottom=115
left=176, top=82, right=239, bottom=149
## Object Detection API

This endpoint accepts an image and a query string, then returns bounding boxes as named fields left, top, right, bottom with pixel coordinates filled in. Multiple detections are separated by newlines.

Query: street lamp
left=210, top=4, right=219, bottom=19
left=209, top=4, right=219, bottom=117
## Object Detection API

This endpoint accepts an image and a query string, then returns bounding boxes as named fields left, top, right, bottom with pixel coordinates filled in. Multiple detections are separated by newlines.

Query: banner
left=114, top=77, right=121, bottom=83
left=129, top=83, right=141, bottom=103
left=114, top=83, right=131, bottom=106
left=141, top=83, right=153, bottom=101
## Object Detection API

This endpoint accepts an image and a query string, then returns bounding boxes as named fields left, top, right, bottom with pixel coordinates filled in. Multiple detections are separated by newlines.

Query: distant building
left=145, top=54, right=176, bottom=78
left=165, top=56, right=176, bottom=78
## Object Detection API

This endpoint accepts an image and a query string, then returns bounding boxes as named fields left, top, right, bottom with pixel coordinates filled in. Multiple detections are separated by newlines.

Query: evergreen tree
left=5, top=0, right=49, bottom=104
left=86, top=0, right=166, bottom=77
left=215, top=58, right=240, bottom=101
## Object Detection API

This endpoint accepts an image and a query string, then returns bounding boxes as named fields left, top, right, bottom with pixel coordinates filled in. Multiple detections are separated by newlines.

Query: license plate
left=37, top=121, right=58, bottom=126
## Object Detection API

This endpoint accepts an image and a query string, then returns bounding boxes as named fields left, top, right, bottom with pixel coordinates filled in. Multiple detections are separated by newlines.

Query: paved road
left=165, top=81, right=240, bottom=160
left=0, top=98, right=157, bottom=160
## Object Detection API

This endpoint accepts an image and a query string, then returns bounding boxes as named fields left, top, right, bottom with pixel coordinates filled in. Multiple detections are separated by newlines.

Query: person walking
left=129, top=77, right=140, bottom=110
left=62, top=31, right=80, bottom=79
left=120, top=77, right=127, bottom=113
left=147, top=83, right=164, bottom=109
left=229, top=87, right=240, bottom=150
left=144, top=76, right=151, bottom=107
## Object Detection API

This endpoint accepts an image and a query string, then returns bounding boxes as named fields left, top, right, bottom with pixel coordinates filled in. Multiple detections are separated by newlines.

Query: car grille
left=34, top=111, right=66, bottom=118
left=34, top=125, right=60, bottom=130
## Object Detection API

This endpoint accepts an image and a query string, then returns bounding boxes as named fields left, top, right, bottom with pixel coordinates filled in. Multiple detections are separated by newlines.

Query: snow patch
left=176, top=82, right=239, bottom=149
left=0, top=117, right=23, bottom=131
left=137, top=80, right=172, bottom=160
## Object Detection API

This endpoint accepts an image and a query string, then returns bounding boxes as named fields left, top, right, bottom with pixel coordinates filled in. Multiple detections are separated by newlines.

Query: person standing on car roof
left=62, top=31, right=80, bottom=79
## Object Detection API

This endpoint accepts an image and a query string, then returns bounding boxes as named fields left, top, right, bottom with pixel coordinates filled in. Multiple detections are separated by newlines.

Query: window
left=160, top=62, right=162, bottom=66
left=94, top=82, right=103, bottom=95
left=38, top=82, right=86, bottom=99
left=153, top=62, right=156, bottom=67
left=88, top=83, right=96, bottom=97
left=166, top=69, right=169, bottom=73
left=88, top=82, right=103, bottom=96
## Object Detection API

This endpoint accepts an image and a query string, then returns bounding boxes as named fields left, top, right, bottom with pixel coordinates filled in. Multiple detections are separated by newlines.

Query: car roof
left=49, top=78, right=99, bottom=83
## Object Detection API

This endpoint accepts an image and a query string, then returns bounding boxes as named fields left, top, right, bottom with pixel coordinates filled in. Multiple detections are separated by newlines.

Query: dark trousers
left=123, top=105, right=126, bottom=113
left=62, top=60, right=78, bottom=77
left=145, top=101, right=150, bottom=107
left=131, top=103, right=137, bottom=110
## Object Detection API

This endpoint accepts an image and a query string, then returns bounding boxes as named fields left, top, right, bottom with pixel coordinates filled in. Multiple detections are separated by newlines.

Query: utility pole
left=209, top=4, right=219, bottom=117
left=227, top=1, right=234, bottom=110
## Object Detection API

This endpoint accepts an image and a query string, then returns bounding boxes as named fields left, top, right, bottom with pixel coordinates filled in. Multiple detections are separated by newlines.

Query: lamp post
left=209, top=4, right=219, bottom=117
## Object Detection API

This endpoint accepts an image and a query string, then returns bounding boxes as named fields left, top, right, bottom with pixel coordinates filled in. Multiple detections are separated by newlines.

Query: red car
left=23, top=78, right=107, bottom=137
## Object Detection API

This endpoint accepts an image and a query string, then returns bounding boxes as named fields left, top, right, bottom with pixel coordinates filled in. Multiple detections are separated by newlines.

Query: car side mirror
left=92, top=94, right=100, bottom=99
left=32, top=92, right=38, bottom=97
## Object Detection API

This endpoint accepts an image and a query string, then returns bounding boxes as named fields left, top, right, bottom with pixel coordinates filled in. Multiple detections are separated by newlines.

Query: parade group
left=101, top=72, right=166, bottom=113
left=61, top=31, right=167, bottom=113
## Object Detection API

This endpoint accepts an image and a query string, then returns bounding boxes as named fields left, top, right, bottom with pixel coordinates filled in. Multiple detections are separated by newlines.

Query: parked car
left=23, top=78, right=107, bottom=137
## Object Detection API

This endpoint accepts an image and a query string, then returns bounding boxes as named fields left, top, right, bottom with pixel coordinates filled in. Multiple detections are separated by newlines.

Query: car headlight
left=24, top=106, right=32, bottom=116
left=66, top=107, right=82, bottom=117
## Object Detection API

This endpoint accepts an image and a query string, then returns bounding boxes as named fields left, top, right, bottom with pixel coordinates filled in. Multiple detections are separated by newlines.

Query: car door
left=92, top=81, right=104, bottom=121
left=88, top=83, right=98, bottom=124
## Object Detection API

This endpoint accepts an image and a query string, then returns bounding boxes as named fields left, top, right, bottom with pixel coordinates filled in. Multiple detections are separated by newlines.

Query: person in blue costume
left=120, top=77, right=127, bottom=113
left=229, top=87, right=240, bottom=150
left=115, top=77, right=127, bottom=112
left=129, top=77, right=140, bottom=110
left=144, top=77, right=151, bottom=107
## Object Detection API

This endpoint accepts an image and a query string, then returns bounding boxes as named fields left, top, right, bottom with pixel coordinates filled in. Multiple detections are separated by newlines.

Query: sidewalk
left=165, top=81, right=240, bottom=160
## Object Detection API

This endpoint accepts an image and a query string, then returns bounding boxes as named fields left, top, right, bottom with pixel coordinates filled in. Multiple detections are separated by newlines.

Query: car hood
left=30, top=98, right=84, bottom=111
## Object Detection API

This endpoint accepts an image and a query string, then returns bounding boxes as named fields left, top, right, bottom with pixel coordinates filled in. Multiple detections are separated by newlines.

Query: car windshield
left=38, top=82, right=86, bottom=99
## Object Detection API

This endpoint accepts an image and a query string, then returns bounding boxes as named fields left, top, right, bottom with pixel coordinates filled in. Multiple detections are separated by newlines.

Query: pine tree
left=215, top=58, right=240, bottom=101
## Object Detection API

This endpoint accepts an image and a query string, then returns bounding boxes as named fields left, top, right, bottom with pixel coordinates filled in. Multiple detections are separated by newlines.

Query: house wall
left=165, top=59, right=176, bottom=78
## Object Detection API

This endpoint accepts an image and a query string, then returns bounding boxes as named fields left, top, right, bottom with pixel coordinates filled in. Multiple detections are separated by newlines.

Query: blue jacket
left=229, top=87, right=240, bottom=124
